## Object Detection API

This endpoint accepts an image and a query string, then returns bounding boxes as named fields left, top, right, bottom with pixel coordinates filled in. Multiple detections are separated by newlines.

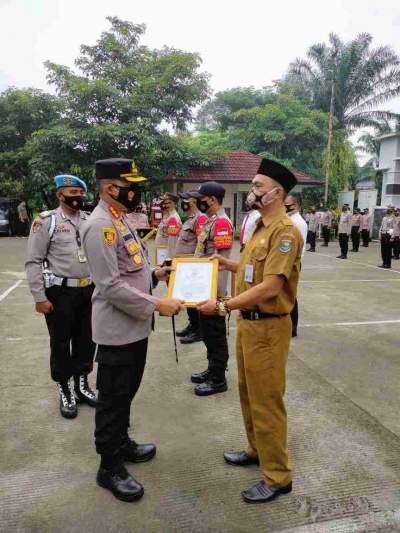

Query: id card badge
left=77, top=247, right=87, bottom=263
left=244, top=264, right=254, bottom=283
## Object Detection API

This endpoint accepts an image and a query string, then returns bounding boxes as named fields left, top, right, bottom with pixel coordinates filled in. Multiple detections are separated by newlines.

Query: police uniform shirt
left=361, top=213, right=371, bottom=231
left=175, top=212, right=208, bottom=256
left=321, top=211, right=332, bottom=227
left=338, top=212, right=352, bottom=234
left=351, top=213, right=362, bottom=227
left=308, top=214, right=318, bottom=233
left=154, top=210, right=182, bottom=257
left=288, top=211, right=308, bottom=257
left=236, top=207, right=302, bottom=315
left=81, top=199, right=158, bottom=346
left=194, top=207, right=233, bottom=297
left=25, top=207, right=90, bottom=303
left=380, top=215, right=394, bottom=234
left=239, top=209, right=261, bottom=247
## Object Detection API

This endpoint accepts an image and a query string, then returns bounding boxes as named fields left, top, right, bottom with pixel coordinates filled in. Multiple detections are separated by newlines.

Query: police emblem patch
left=102, top=227, right=117, bottom=246
left=63, top=177, right=73, bottom=186
left=279, top=239, right=292, bottom=253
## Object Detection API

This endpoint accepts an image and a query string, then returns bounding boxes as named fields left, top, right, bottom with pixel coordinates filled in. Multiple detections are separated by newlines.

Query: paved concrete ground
left=1, top=236, right=400, bottom=532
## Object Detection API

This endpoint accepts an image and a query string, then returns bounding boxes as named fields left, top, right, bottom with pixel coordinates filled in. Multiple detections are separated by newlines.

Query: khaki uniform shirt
left=175, top=211, right=208, bottom=256
left=194, top=207, right=233, bottom=297
left=25, top=207, right=90, bottom=303
left=81, top=200, right=158, bottom=346
left=338, top=212, right=352, bottom=234
left=308, top=214, right=318, bottom=233
left=155, top=210, right=182, bottom=258
left=236, top=207, right=302, bottom=315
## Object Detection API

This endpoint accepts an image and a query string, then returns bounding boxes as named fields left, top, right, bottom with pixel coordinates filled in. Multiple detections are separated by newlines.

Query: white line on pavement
left=0, top=279, right=23, bottom=302
left=301, top=319, right=400, bottom=328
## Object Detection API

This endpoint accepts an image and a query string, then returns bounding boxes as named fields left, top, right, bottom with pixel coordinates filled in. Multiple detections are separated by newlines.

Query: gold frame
left=167, top=257, right=219, bottom=308
left=155, top=246, right=168, bottom=266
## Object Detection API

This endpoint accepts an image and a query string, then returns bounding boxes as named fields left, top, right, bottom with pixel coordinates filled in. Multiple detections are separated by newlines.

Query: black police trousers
left=45, top=284, right=95, bottom=383
left=339, top=233, right=349, bottom=257
left=95, top=338, right=148, bottom=467
left=199, top=314, right=229, bottom=378
left=361, top=229, right=370, bottom=246
left=187, top=307, right=200, bottom=331
left=392, top=237, right=400, bottom=259
left=307, top=230, right=316, bottom=250
left=351, top=226, right=360, bottom=251
left=381, top=233, right=392, bottom=267
left=322, top=225, right=330, bottom=245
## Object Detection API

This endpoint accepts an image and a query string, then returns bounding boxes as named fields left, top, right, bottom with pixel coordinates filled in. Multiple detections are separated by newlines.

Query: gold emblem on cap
left=64, top=177, right=73, bottom=185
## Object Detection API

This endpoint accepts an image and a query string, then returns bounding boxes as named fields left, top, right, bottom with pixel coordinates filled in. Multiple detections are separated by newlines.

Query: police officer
left=175, top=191, right=208, bottom=344
left=190, top=182, right=233, bottom=396
left=350, top=208, right=362, bottom=252
left=320, top=208, right=332, bottom=246
left=361, top=208, right=372, bottom=247
left=379, top=207, right=395, bottom=268
left=155, top=192, right=182, bottom=258
left=198, top=159, right=301, bottom=503
left=25, top=175, right=97, bottom=419
left=81, top=158, right=183, bottom=502
left=392, top=209, right=400, bottom=260
left=337, top=205, right=352, bottom=259
left=307, top=208, right=317, bottom=252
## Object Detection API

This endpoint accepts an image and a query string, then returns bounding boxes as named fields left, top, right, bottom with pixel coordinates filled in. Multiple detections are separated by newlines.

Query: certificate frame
left=167, top=257, right=219, bottom=308
left=155, top=246, right=168, bottom=266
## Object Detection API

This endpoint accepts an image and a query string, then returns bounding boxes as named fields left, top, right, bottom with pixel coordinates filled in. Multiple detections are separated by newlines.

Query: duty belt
left=52, top=275, right=92, bottom=288
left=240, top=310, right=288, bottom=320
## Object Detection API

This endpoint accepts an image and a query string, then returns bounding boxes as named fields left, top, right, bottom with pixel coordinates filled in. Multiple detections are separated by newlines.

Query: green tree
left=287, top=33, right=400, bottom=129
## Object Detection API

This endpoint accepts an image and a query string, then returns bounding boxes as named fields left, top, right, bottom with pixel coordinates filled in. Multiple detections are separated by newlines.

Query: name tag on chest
left=244, top=264, right=254, bottom=283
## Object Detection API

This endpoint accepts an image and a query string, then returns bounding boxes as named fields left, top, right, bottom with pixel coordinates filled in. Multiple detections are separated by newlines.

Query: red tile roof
left=164, top=150, right=323, bottom=186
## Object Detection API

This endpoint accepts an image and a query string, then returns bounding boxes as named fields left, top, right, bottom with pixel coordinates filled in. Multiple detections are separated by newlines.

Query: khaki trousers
left=236, top=314, right=292, bottom=487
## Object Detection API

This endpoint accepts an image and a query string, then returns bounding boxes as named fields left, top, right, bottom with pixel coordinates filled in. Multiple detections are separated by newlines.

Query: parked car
left=0, top=204, right=12, bottom=236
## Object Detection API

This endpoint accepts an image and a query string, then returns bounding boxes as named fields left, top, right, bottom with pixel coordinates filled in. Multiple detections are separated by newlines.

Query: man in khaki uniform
left=154, top=192, right=182, bottom=258
left=82, top=158, right=183, bottom=502
left=175, top=191, right=208, bottom=344
left=25, top=174, right=97, bottom=419
left=198, top=159, right=302, bottom=503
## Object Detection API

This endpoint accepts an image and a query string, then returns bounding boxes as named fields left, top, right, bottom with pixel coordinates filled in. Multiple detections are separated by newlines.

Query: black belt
left=240, top=310, right=288, bottom=320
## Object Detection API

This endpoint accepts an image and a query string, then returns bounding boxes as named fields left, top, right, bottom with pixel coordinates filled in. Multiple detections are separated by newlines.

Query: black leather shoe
left=176, top=324, right=193, bottom=337
left=194, top=378, right=227, bottom=396
left=308, top=248, right=315, bottom=252
left=57, top=381, right=78, bottom=419
left=121, top=441, right=156, bottom=463
left=336, top=255, right=347, bottom=259
left=74, top=374, right=97, bottom=407
left=292, top=329, right=297, bottom=338
left=378, top=264, right=391, bottom=269
left=224, top=451, right=259, bottom=466
left=180, top=331, right=202, bottom=344
left=241, top=480, right=292, bottom=503
left=96, top=465, right=144, bottom=502
left=191, top=369, right=211, bottom=384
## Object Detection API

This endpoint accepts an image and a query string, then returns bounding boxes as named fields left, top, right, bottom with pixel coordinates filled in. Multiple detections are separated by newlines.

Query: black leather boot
left=96, top=465, right=144, bottom=502
left=190, top=369, right=211, bottom=384
left=194, top=374, right=227, bottom=396
left=120, top=440, right=156, bottom=463
left=176, top=323, right=193, bottom=338
left=180, top=330, right=202, bottom=344
left=57, top=380, right=78, bottom=419
left=74, top=374, right=97, bottom=407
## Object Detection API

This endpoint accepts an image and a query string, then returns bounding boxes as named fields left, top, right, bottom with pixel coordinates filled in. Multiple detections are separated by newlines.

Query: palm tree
left=287, top=33, right=400, bottom=129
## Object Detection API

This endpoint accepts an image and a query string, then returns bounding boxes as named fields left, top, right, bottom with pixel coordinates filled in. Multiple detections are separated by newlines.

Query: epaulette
left=39, top=210, right=55, bottom=219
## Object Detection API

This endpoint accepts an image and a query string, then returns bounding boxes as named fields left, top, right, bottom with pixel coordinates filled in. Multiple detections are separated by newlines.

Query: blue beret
left=54, top=174, right=87, bottom=192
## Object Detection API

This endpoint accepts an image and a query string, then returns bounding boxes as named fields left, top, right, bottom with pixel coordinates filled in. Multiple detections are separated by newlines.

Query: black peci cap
left=190, top=181, right=226, bottom=200
left=257, top=158, right=297, bottom=193
left=95, top=158, right=146, bottom=183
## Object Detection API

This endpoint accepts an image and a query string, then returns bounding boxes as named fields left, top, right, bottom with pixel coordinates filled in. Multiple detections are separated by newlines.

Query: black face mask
left=285, top=203, right=296, bottom=214
left=181, top=201, right=191, bottom=212
left=62, top=194, right=84, bottom=211
left=112, top=185, right=141, bottom=210
left=198, top=200, right=210, bottom=213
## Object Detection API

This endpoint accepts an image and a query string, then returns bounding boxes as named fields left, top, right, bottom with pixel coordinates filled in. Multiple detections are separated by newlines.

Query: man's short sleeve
left=263, top=224, right=301, bottom=281
left=213, top=218, right=233, bottom=250
left=167, top=216, right=180, bottom=237
left=195, top=214, right=208, bottom=236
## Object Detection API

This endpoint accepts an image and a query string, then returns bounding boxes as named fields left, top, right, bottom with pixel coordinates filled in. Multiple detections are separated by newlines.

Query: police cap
left=95, top=158, right=147, bottom=183
left=190, top=181, right=226, bottom=200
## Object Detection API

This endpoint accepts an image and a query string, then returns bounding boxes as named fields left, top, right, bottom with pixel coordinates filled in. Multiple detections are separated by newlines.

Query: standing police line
left=25, top=157, right=302, bottom=504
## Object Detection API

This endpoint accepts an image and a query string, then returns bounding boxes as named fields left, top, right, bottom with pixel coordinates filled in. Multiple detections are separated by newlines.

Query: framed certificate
left=167, top=257, right=218, bottom=307
left=155, top=246, right=168, bottom=266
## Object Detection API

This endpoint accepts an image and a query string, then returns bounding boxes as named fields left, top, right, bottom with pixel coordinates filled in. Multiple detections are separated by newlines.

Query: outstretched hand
left=197, top=299, right=217, bottom=315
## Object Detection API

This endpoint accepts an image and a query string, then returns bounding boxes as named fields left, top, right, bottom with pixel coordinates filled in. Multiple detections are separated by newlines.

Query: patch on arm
left=167, top=216, right=180, bottom=236
left=279, top=239, right=292, bottom=254
left=102, top=227, right=117, bottom=246
left=32, top=218, right=43, bottom=234
left=213, top=218, right=233, bottom=249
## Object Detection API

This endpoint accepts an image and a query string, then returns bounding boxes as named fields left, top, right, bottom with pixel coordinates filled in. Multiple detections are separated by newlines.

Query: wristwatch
left=215, top=299, right=230, bottom=317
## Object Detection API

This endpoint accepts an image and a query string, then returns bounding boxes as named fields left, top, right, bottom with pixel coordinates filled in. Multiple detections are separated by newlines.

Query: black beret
left=190, top=181, right=226, bottom=199
left=95, top=158, right=146, bottom=183
left=257, top=158, right=297, bottom=193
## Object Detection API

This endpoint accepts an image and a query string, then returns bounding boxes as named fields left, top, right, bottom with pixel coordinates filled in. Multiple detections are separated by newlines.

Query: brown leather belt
left=240, top=310, right=288, bottom=320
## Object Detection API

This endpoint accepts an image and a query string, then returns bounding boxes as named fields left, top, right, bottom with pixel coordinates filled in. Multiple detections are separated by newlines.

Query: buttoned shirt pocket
left=125, top=262, right=144, bottom=273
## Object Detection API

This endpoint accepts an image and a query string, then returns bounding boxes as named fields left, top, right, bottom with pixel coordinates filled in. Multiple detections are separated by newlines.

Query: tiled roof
left=164, top=150, right=323, bottom=186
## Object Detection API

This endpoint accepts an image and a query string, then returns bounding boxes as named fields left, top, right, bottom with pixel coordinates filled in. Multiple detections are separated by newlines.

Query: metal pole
left=324, top=79, right=335, bottom=205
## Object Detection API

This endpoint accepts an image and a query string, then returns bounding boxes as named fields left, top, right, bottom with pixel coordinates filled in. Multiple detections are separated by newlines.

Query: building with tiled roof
left=163, top=150, right=323, bottom=229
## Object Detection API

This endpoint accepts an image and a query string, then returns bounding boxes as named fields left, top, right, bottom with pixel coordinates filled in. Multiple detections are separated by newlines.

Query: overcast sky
left=1, top=0, right=399, bottom=114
